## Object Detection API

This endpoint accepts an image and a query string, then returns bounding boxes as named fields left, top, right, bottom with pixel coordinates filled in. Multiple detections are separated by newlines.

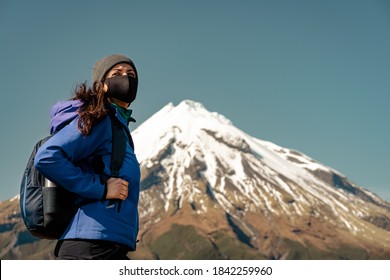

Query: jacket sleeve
left=34, top=117, right=110, bottom=200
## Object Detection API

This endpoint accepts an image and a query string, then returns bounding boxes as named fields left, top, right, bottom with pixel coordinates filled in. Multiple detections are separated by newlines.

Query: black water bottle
left=42, top=178, right=60, bottom=228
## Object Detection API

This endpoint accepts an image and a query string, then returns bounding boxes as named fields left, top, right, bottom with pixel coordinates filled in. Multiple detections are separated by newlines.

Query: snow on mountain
left=132, top=100, right=390, bottom=254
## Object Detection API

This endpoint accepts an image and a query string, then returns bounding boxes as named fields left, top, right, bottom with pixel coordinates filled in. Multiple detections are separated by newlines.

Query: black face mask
left=105, top=75, right=138, bottom=104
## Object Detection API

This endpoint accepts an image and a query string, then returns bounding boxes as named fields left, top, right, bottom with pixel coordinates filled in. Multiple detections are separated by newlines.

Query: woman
left=34, top=54, right=140, bottom=260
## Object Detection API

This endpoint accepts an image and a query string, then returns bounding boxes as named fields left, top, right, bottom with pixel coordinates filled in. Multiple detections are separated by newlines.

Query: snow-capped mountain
left=1, top=99, right=389, bottom=259
left=132, top=100, right=390, bottom=259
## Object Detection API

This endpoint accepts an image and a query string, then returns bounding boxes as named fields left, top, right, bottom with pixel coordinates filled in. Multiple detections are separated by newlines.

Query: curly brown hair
left=72, top=81, right=110, bottom=136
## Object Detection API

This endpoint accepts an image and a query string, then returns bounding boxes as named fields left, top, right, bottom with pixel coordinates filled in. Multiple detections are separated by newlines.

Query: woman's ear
left=103, top=83, right=108, bottom=93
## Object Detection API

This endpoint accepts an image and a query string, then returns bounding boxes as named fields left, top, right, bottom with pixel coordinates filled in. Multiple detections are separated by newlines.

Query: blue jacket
left=34, top=100, right=140, bottom=250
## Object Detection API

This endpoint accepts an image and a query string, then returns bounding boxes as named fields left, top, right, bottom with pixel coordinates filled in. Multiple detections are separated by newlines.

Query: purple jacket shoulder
left=50, top=100, right=83, bottom=134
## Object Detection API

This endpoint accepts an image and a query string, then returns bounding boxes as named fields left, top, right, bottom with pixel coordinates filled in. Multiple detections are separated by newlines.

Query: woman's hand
left=105, top=177, right=129, bottom=200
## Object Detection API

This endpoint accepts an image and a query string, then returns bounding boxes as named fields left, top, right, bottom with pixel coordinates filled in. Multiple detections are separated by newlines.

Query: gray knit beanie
left=92, top=54, right=137, bottom=84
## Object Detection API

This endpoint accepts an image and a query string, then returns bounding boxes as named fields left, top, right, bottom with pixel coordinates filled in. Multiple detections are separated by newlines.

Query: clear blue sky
left=1, top=0, right=389, bottom=201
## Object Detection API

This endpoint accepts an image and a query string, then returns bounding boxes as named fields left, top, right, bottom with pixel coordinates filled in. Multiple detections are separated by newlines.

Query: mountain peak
left=133, top=100, right=235, bottom=163
left=177, top=99, right=205, bottom=110
left=169, top=99, right=233, bottom=126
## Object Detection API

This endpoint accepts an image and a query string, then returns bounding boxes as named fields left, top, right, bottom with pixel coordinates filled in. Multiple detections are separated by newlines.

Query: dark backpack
left=20, top=113, right=132, bottom=239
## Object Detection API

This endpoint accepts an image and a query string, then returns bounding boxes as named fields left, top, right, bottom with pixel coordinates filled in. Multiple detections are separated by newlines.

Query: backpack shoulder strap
left=108, top=112, right=135, bottom=212
left=108, top=112, right=135, bottom=175
left=109, top=113, right=127, bottom=178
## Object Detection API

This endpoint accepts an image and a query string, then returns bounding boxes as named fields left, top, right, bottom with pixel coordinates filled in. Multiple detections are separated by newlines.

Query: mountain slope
left=1, top=100, right=389, bottom=259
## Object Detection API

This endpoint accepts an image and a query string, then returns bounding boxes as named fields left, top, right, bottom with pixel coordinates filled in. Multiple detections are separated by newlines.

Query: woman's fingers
left=106, top=177, right=129, bottom=200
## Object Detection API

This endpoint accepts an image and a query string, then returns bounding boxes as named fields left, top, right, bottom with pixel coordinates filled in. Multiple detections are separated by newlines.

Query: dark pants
left=54, top=239, right=130, bottom=260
